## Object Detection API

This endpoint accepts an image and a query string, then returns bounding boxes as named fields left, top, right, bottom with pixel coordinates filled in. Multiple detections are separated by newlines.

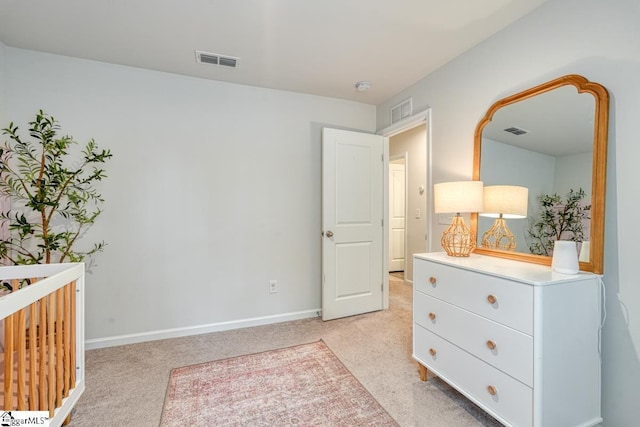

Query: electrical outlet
left=269, top=280, right=278, bottom=294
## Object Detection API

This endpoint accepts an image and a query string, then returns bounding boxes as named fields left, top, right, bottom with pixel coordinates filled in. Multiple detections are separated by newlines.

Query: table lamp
left=434, top=181, right=484, bottom=257
left=480, top=185, right=528, bottom=251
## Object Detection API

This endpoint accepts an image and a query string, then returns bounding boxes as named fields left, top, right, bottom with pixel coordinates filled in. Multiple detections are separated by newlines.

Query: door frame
left=379, top=109, right=433, bottom=287
left=389, top=153, right=408, bottom=273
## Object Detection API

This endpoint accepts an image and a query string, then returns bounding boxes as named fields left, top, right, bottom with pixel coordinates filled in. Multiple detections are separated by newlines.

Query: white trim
left=425, top=109, right=434, bottom=252
left=84, top=308, right=321, bottom=350
left=379, top=109, right=429, bottom=138
left=380, top=108, right=434, bottom=254
left=382, top=137, right=389, bottom=310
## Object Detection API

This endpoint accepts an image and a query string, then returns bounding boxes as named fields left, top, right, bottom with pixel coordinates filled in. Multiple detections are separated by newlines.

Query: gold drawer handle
left=429, top=312, right=436, bottom=321
left=487, top=294, right=497, bottom=304
left=429, top=276, right=437, bottom=285
left=486, top=340, right=497, bottom=350
left=429, top=348, right=437, bottom=356
left=487, top=385, right=498, bottom=396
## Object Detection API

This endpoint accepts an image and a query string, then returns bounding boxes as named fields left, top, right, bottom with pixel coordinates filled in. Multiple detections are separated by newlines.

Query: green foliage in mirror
left=526, top=188, right=590, bottom=256
left=0, top=110, right=112, bottom=269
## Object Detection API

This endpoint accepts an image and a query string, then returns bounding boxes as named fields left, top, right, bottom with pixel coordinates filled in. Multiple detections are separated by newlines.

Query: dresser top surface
left=414, top=252, right=597, bottom=286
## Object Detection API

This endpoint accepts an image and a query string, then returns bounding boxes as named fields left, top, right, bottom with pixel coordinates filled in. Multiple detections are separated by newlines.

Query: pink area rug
left=160, top=340, right=399, bottom=426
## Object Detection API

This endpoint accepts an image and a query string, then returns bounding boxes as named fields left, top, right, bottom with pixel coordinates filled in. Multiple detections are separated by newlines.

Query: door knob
left=325, top=230, right=334, bottom=238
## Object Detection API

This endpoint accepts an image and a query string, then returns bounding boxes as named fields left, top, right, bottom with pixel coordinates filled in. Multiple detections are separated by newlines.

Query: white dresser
left=413, top=252, right=602, bottom=427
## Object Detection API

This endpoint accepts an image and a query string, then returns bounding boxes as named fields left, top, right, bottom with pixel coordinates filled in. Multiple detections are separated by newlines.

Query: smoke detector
left=195, top=50, right=239, bottom=68
left=355, top=81, right=372, bottom=92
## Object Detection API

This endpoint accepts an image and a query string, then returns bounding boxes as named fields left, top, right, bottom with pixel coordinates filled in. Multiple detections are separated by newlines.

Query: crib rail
left=0, top=263, right=84, bottom=427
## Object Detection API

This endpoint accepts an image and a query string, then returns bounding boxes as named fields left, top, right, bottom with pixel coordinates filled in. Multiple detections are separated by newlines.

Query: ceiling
left=0, top=0, right=548, bottom=105
left=483, top=85, right=596, bottom=157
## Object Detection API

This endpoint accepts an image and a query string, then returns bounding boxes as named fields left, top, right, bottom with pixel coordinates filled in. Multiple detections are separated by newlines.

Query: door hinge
left=381, top=154, right=384, bottom=162
left=381, top=219, right=384, bottom=227
left=381, top=283, right=383, bottom=291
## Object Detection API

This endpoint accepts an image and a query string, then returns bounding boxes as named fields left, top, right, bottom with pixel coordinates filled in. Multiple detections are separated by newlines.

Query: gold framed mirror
left=472, top=74, right=609, bottom=274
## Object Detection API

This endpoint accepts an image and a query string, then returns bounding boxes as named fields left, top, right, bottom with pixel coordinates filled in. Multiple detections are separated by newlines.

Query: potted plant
left=526, top=188, right=590, bottom=256
left=0, top=110, right=112, bottom=291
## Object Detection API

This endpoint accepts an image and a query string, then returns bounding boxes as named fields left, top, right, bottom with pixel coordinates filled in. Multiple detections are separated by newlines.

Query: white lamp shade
left=434, top=181, right=484, bottom=214
left=480, top=185, right=528, bottom=219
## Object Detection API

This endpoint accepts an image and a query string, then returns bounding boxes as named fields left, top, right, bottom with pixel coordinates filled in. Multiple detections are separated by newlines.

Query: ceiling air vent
left=504, top=126, right=529, bottom=136
left=195, top=50, right=239, bottom=68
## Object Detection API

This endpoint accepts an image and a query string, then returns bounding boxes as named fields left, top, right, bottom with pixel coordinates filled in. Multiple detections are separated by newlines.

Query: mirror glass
left=472, top=75, right=609, bottom=273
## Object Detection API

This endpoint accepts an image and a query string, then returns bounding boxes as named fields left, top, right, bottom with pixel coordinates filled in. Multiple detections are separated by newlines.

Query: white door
left=389, top=161, right=405, bottom=272
left=322, top=128, right=385, bottom=321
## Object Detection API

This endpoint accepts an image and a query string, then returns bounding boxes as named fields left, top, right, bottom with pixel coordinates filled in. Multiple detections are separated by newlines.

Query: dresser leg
left=418, top=363, right=428, bottom=381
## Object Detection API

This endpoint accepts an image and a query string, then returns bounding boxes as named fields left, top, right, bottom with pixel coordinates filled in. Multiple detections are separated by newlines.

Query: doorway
left=389, top=155, right=406, bottom=273
left=383, top=112, right=430, bottom=285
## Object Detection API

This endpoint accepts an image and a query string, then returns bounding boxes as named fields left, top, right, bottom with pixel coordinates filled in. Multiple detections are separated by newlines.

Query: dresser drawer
left=414, top=258, right=533, bottom=334
left=414, top=291, right=533, bottom=386
left=414, top=324, right=533, bottom=427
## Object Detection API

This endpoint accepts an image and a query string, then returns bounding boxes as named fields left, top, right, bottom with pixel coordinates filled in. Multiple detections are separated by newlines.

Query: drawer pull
left=486, top=340, right=497, bottom=350
left=487, top=294, right=498, bottom=304
left=487, top=385, right=498, bottom=396
left=429, top=348, right=437, bottom=356
left=429, top=276, right=437, bottom=285
left=428, top=312, right=436, bottom=320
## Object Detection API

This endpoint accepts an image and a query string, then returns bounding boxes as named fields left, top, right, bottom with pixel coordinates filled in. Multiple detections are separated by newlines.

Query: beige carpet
left=160, top=340, right=398, bottom=426
left=69, top=277, right=502, bottom=426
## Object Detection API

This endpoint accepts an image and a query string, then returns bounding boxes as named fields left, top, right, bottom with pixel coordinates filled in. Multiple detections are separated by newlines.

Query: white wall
left=0, top=42, right=5, bottom=131
left=389, top=125, right=427, bottom=282
left=376, top=0, right=640, bottom=424
left=479, top=138, right=555, bottom=253
left=555, top=151, right=593, bottom=197
left=4, top=48, right=376, bottom=344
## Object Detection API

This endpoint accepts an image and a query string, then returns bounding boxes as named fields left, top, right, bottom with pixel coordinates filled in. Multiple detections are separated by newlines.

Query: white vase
left=552, top=240, right=579, bottom=274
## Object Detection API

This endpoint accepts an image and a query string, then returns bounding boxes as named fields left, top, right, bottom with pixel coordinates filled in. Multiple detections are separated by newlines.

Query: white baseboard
left=85, top=308, right=321, bottom=350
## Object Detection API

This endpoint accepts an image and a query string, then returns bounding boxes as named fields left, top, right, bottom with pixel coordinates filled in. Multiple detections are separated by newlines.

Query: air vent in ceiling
left=195, top=50, right=239, bottom=68
left=503, top=126, right=529, bottom=136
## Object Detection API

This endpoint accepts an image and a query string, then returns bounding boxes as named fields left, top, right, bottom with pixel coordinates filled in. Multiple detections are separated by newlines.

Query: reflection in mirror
left=480, top=185, right=528, bottom=251
left=472, top=75, right=609, bottom=274
left=479, top=85, right=594, bottom=254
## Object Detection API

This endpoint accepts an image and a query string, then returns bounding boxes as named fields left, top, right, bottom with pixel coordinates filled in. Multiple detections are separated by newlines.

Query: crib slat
left=55, top=288, right=64, bottom=407
left=39, top=294, right=47, bottom=411
left=28, top=279, right=39, bottom=410
left=29, top=300, right=38, bottom=410
left=17, top=307, right=27, bottom=410
left=63, top=283, right=71, bottom=396
left=47, top=294, right=55, bottom=418
left=4, top=313, right=14, bottom=410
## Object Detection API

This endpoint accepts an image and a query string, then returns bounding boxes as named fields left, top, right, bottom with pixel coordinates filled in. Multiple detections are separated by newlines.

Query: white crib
left=0, top=263, right=85, bottom=426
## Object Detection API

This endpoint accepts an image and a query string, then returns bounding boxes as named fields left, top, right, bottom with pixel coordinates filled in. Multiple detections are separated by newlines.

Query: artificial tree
left=526, top=188, right=590, bottom=256
left=0, top=110, right=112, bottom=274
